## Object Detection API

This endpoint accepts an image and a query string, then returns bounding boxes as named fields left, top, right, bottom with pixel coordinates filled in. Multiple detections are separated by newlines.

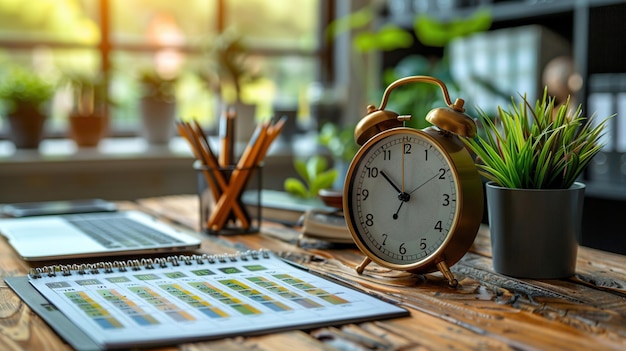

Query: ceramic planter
left=140, top=97, right=176, bottom=144
left=485, top=181, right=585, bottom=279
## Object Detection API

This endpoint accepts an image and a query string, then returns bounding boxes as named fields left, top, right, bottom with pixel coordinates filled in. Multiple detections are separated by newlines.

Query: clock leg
left=355, top=257, right=372, bottom=274
left=436, top=261, right=458, bottom=288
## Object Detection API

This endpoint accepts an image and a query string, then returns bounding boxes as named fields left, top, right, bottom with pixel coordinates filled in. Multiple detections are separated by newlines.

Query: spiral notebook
left=5, top=250, right=408, bottom=351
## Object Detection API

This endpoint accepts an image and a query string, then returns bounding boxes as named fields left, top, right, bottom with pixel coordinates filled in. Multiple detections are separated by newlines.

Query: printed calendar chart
left=16, top=250, right=408, bottom=350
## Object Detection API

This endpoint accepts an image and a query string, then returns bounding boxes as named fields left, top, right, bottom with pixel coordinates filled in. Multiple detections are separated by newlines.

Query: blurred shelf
left=583, top=179, right=626, bottom=200
left=386, top=0, right=626, bottom=25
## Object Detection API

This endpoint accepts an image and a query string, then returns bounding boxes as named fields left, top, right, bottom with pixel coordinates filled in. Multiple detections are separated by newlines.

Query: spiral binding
left=28, top=249, right=271, bottom=279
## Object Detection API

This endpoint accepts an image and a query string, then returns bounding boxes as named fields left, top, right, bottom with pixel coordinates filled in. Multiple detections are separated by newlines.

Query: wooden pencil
left=178, top=120, right=250, bottom=229
left=208, top=122, right=270, bottom=231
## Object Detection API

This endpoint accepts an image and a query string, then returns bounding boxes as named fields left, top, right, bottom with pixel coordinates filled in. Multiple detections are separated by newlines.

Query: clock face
left=345, top=128, right=460, bottom=268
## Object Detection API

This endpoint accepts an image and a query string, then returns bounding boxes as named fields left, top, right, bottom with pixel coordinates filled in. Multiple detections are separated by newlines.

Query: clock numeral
left=404, top=143, right=412, bottom=154
left=399, top=242, right=406, bottom=255
left=434, top=220, right=443, bottom=232
left=383, top=149, right=391, bottom=160
left=382, top=233, right=388, bottom=245
left=420, top=238, right=427, bottom=250
left=424, top=148, right=427, bottom=161
left=365, top=213, right=374, bottom=226
left=439, top=168, right=446, bottom=179
left=360, top=189, right=369, bottom=201
left=442, top=194, right=450, bottom=206
left=365, top=166, right=378, bottom=178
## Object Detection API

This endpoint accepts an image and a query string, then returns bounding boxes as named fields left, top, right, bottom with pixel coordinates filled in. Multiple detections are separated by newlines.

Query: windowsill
left=0, top=134, right=322, bottom=203
left=0, top=133, right=320, bottom=163
left=0, top=137, right=194, bottom=162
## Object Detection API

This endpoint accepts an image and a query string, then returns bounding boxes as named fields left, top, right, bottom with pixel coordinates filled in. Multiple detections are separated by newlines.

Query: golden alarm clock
left=342, top=76, right=483, bottom=287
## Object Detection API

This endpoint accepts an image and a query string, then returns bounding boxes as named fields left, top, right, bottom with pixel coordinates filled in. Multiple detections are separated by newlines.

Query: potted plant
left=64, top=72, right=108, bottom=147
left=317, top=121, right=359, bottom=189
left=462, top=89, right=611, bottom=279
left=138, top=69, right=178, bottom=144
left=0, top=67, right=54, bottom=148
left=284, top=155, right=338, bottom=199
left=201, top=30, right=262, bottom=141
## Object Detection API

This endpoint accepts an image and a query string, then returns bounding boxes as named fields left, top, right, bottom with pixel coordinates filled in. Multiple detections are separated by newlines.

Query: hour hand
left=380, top=170, right=401, bottom=194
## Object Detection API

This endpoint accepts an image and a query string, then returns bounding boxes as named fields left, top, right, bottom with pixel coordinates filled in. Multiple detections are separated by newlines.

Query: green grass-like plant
left=462, top=89, right=612, bottom=189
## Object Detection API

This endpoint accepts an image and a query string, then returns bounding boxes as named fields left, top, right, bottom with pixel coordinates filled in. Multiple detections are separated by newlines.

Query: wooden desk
left=1, top=195, right=625, bottom=350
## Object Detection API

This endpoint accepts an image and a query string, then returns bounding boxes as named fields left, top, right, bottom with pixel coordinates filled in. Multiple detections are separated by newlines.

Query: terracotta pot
left=69, top=113, right=107, bottom=147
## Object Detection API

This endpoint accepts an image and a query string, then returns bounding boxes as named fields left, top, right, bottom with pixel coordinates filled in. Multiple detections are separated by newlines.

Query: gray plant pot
left=140, top=98, right=176, bottom=144
left=486, top=181, right=585, bottom=279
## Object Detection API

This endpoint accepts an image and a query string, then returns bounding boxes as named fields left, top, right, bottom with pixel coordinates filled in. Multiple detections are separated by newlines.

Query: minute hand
left=380, top=170, right=402, bottom=194
left=409, top=172, right=440, bottom=194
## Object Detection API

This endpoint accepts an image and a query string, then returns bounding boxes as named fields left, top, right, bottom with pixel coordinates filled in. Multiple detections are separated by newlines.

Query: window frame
left=0, top=0, right=335, bottom=139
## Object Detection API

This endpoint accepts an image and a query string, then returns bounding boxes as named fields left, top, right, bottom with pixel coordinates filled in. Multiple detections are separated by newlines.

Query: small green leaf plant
left=0, top=67, right=54, bottom=114
left=284, top=155, right=338, bottom=198
left=317, top=122, right=359, bottom=163
left=462, top=88, right=612, bottom=189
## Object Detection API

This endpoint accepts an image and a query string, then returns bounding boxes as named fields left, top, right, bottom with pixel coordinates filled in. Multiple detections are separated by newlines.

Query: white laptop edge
left=0, top=210, right=202, bottom=261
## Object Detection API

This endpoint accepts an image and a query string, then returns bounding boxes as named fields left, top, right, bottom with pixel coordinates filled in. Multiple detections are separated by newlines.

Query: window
left=0, top=0, right=330, bottom=138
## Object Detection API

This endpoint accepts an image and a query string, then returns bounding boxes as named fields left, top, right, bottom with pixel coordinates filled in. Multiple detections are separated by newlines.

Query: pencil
left=208, top=122, right=270, bottom=231
left=191, top=119, right=248, bottom=228
left=177, top=121, right=219, bottom=200
left=256, top=115, right=287, bottom=164
left=219, top=107, right=236, bottom=167
left=178, top=120, right=250, bottom=229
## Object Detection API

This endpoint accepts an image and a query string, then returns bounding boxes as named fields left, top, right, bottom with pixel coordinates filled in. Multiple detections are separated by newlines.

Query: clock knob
left=354, top=105, right=403, bottom=145
left=425, top=98, right=477, bottom=138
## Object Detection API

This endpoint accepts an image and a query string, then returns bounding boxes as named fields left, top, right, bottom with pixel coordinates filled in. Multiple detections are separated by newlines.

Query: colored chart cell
left=76, top=279, right=103, bottom=286
left=64, top=291, right=125, bottom=329
left=128, top=286, right=196, bottom=322
left=134, top=274, right=160, bottom=281
left=271, top=274, right=349, bottom=305
left=98, top=289, right=161, bottom=325
left=243, top=264, right=267, bottom=271
left=245, top=276, right=321, bottom=308
left=191, top=269, right=215, bottom=276
left=159, top=283, right=229, bottom=319
left=106, top=276, right=131, bottom=283
left=93, top=317, right=124, bottom=329
left=165, top=271, right=187, bottom=279
left=45, top=281, right=71, bottom=289
left=218, top=267, right=241, bottom=274
left=189, top=281, right=261, bottom=315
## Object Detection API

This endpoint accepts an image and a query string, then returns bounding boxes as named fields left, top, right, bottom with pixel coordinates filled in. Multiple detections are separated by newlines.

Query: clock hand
left=401, top=137, right=405, bottom=193
left=393, top=200, right=404, bottom=220
left=392, top=192, right=410, bottom=219
left=409, top=172, right=440, bottom=194
left=380, top=170, right=402, bottom=194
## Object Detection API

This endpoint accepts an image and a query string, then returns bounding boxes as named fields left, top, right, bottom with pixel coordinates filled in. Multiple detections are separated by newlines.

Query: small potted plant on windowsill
left=64, top=72, right=108, bottom=147
left=200, top=29, right=262, bottom=141
left=461, top=88, right=612, bottom=279
left=0, top=67, right=55, bottom=149
left=138, top=69, right=178, bottom=144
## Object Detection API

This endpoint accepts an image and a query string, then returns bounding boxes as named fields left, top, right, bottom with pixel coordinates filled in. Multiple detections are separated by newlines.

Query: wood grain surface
left=0, top=194, right=624, bottom=351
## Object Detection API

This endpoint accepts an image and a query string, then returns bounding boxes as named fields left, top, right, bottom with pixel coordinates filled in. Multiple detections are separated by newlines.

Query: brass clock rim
left=343, top=127, right=465, bottom=273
